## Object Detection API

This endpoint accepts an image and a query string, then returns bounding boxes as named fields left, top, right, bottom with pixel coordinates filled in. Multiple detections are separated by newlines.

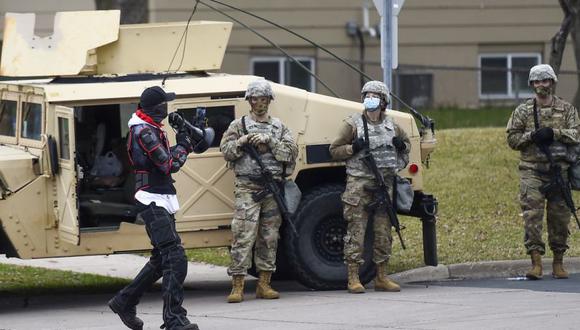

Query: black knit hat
left=140, top=86, right=176, bottom=109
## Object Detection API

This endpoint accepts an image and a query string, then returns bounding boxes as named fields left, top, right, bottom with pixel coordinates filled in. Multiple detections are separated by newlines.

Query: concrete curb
left=392, top=257, right=580, bottom=283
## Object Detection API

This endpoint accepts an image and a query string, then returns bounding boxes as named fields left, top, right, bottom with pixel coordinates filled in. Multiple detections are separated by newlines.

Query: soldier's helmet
left=361, top=80, right=391, bottom=104
left=245, top=80, right=275, bottom=100
left=528, top=64, right=558, bottom=85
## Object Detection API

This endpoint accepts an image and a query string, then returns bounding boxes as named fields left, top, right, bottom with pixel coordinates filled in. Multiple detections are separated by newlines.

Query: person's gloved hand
left=392, top=136, right=406, bottom=152
left=237, top=134, right=252, bottom=146
left=249, top=133, right=270, bottom=146
left=531, top=127, right=554, bottom=145
left=176, top=131, right=193, bottom=152
left=352, top=138, right=365, bottom=153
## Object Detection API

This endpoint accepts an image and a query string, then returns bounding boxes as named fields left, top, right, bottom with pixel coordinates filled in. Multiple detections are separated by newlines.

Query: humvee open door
left=0, top=10, right=438, bottom=290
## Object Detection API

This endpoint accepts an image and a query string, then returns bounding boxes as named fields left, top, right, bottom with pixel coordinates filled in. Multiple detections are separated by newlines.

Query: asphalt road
left=1, top=275, right=580, bottom=330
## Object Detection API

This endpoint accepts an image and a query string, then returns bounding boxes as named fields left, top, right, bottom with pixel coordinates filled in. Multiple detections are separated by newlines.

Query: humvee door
left=54, top=106, right=79, bottom=245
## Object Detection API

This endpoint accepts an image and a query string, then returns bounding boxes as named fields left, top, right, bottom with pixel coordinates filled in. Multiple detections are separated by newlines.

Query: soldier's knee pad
left=140, top=206, right=180, bottom=249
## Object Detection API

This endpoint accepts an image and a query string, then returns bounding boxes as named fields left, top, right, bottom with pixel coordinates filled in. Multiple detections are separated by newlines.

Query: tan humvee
left=0, top=11, right=437, bottom=290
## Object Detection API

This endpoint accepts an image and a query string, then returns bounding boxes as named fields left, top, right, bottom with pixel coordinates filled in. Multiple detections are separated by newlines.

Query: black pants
left=112, top=202, right=190, bottom=329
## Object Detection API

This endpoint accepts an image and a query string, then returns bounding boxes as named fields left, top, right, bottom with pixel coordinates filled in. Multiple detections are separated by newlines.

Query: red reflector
left=409, top=163, right=419, bottom=174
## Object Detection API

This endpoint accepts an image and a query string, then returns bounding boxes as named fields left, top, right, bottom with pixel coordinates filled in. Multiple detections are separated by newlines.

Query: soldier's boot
left=525, top=250, right=543, bottom=280
left=552, top=252, right=569, bottom=279
left=256, top=271, right=280, bottom=299
left=374, top=262, right=401, bottom=292
left=347, top=263, right=365, bottom=294
left=227, top=275, right=245, bottom=303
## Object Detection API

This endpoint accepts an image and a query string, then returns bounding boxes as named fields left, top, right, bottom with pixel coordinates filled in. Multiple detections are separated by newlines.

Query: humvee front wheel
left=285, top=183, right=374, bottom=290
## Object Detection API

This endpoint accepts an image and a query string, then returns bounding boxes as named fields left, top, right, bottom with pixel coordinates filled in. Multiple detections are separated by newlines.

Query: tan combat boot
left=227, top=275, right=245, bottom=303
left=552, top=252, right=569, bottom=279
left=256, top=271, right=280, bottom=299
left=525, top=250, right=543, bottom=280
left=347, top=263, right=365, bottom=293
left=374, top=262, right=401, bottom=292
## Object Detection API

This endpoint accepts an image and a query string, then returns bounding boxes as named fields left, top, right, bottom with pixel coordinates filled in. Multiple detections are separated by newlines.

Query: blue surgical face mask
left=363, top=97, right=381, bottom=112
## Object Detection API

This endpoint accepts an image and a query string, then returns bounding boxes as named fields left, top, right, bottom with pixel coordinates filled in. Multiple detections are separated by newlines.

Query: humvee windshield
left=21, top=102, right=42, bottom=140
left=0, top=100, right=17, bottom=137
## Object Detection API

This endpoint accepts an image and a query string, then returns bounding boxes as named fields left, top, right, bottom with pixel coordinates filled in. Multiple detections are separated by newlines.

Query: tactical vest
left=127, top=124, right=176, bottom=194
left=346, top=113, right=398, bottom=178
left=520, top=98, right=570, bottom=165
left=234, top=116, right=285, bottom=177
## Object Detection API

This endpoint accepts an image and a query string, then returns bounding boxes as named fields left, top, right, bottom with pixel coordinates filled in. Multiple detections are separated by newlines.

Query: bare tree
left=95, top=0, right=148, bottom=24
left=550, top=0, right=580, bottom=106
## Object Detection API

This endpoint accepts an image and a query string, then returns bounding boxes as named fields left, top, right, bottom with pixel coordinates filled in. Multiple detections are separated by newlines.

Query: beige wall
left=1, top=0, right=577, bottom=107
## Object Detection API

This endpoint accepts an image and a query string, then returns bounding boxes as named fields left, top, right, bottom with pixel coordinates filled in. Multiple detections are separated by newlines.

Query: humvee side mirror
left=47, top=135, right=59, bottom=176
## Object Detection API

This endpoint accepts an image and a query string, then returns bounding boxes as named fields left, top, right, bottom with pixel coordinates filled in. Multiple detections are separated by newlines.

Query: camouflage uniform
left=220, top=115, right=298, bottom=275
left=507, top=96, right=580, bottom=255
left=330, top=111, right=410, bottom=265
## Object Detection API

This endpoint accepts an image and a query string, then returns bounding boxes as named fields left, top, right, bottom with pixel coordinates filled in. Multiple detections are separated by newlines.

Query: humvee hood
left=0, top=146, right=40, bottom=197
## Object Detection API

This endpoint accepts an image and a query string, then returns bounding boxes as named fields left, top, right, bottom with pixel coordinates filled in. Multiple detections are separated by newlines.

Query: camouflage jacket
left=220, top=115, right=298, bottom=179
left=506, top=96, right=580, bottom=171
left=329, top=111, right=410, bottom=178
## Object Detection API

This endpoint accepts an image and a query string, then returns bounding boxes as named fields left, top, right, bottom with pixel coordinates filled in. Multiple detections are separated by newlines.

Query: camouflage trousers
left=342, top=174, right=394, bottom=265
left=519, top=169, right=570, bottom=255
left=228, top=179, right=282, bottom=276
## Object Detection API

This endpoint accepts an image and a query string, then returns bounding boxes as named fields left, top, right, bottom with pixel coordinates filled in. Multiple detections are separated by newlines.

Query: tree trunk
left=550, top=0, right=573, bottom=75
left=95, top=0, right=149, bottom=24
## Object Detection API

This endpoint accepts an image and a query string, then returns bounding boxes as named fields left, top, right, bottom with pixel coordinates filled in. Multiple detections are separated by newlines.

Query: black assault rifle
left=533, top=100, right=580, bottom=229
left=242, top=143, right=299, bottom=236
left=360, top=149, right=406, bottom=249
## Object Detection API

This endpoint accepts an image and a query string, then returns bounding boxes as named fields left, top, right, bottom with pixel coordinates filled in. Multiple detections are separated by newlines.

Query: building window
left=251, top=57, right=315, bottom=92
left=397, top=73, right=433, bottom=109
left=479, top=53, right=541, bottom=99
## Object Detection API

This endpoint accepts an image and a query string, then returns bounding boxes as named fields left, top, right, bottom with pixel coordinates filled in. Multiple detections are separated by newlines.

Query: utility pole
left=382, top=0, right=393, bottom=90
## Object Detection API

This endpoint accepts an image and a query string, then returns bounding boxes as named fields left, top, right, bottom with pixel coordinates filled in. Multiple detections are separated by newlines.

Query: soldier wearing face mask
left=507, top=64, right=580, bottom=281
left=220, top=80, right=298, bottom=303
left=329, top=80, right=410, bottom=294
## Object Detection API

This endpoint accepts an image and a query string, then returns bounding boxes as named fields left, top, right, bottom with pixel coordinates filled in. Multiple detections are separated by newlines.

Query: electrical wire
left=162, top=0, right=200, bottom=87
left=197, top=0, right=339, bottom=98
left=204, top=0, right=433, bottom=131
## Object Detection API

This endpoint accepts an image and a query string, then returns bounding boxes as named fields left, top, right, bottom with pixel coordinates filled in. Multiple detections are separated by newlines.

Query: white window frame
left=250, top=56, right=316, bottom=92
left=478, top=53, right=541, bottom=99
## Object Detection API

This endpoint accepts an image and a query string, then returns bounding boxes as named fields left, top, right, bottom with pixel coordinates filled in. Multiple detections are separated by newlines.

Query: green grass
left=186, top=247, right=230, bottom=267
left=422, top=107, right=513, bottom=129
left=0, top=263, right=129, bottom=296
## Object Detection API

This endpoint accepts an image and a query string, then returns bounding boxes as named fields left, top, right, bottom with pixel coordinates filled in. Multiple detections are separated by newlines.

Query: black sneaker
left=108, top=298, right=144, bottom=330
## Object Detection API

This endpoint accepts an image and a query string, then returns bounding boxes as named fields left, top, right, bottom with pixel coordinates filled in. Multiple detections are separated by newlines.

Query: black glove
left=176, top=131, right=193, bottom=152
left=352, top=138, right=365, bottom=153
left=531, top=127, right=554, bottom=146
left=392, top=136, right=406, bottom=152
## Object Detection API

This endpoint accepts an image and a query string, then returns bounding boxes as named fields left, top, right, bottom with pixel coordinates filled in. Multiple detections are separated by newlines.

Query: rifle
left=240, top=116, right=299, bottom=236
left=360, top=149, right=406, bottom=249
left=533, top=99, right=580, bottom=229
left=358, top=114, right=405, bottom=249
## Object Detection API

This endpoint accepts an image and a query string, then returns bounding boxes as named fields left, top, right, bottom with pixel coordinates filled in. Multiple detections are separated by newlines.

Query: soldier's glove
left=249, top=133, right=270, bottom=146
left=237, top=134, right=252, bottom=146
left=176, top=131, right=194, bottom=153
left=352, top=138, right=365, bottom=153
left=531, top=127, right=554, bottom=145
left=392, top=136, right=406, bottom=152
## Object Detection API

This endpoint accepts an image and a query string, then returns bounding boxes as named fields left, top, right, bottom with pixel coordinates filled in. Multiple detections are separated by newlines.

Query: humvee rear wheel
left=285, top=183, right=374, bottom=290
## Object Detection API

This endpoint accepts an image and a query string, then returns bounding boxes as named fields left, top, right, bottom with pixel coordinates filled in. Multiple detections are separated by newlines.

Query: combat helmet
left=528, top=64, right=558, bottom=85
left=245, top=80, right=275, bottom=100
left=361, top=80, right=391, bottom=104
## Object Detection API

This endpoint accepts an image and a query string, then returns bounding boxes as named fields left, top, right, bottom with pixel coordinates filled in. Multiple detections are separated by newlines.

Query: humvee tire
left=285, top=183, right=374, bottom=290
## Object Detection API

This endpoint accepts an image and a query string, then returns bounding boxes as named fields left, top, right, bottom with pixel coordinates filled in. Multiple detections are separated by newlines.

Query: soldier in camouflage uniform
left=507, top=64, right=580, bottom=280
left=330, top=81, right=410, bottom=293
left=220, top=80, right=298, bottom=302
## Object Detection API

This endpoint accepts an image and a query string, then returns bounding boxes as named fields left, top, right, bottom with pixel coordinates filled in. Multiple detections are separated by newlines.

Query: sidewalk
left=2, top=254, right=580, bottom=285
